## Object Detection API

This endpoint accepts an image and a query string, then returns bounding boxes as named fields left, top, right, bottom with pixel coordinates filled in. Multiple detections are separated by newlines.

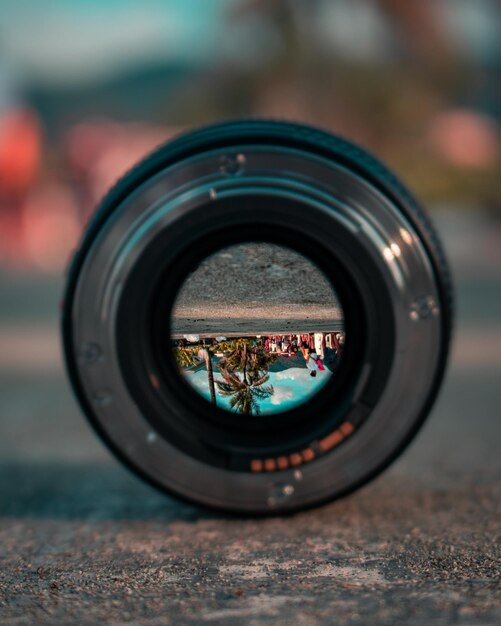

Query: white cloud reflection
left=186, top=367, right=331, bottom=415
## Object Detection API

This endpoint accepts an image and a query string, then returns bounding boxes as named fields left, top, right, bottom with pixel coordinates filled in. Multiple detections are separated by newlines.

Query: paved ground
left=0, top=210, right=500, bottom=625
left=172, top=242, right=343, bottom=335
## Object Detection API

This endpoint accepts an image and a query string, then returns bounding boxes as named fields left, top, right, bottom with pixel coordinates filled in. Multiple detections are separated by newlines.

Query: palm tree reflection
left=216, top=341, right=275, bottom=415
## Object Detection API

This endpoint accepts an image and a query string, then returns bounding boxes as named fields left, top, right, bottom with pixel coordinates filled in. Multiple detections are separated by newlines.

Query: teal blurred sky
left=0, top=0, right=235, bottom=86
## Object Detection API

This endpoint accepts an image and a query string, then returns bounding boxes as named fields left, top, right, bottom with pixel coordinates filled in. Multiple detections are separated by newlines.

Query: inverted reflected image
left=171, top=242, right=345, bottom=415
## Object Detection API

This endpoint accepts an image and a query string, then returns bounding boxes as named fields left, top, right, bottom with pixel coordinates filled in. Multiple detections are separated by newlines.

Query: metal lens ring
left=62, top=120, right=453, bottom=514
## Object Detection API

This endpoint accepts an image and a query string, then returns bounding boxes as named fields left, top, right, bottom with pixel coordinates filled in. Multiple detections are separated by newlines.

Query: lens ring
left=63, top=120, right=452, bottom=514
left=119, top=209, right=376, bottom=470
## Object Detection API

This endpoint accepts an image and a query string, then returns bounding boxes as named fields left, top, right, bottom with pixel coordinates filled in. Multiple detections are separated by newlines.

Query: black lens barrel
left=62, top=120, right=453, bottom=514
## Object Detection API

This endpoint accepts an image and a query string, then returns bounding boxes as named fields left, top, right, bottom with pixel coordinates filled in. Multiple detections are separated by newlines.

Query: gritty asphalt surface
left=0, top=211, right=500, bottom=625
left=172, top=242, right=343, bottom=335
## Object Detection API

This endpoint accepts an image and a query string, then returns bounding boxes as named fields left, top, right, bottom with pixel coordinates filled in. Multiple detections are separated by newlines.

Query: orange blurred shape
left=428, top=109, right=500, bottom=168
left=21, top=182, right=81, bottom=273
left=0, top=108, right=42, bottom=195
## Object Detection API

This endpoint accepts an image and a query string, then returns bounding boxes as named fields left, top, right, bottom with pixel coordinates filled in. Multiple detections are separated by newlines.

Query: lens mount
left=62, top=120, right=453, bottom=514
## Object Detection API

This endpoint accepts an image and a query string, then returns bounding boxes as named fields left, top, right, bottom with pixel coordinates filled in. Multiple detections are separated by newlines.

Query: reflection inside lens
left=170, top=243, right=344, bottom=415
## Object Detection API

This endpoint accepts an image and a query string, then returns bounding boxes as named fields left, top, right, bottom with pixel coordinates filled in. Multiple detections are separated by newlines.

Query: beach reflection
left=173, top=332, right=345, bottom=415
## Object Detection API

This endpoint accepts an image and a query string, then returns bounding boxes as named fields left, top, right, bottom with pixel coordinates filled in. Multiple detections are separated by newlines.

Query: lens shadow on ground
left=0, top=461, right=214, bottom=522
left=1, top=459, right=498, bottom=526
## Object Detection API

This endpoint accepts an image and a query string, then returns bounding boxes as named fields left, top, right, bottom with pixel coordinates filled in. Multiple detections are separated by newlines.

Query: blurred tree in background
left=212, top=0, right=500, bottom=210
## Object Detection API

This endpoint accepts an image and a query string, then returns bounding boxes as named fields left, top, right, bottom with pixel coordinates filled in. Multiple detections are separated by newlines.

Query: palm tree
left=216, top=367, right=274, bottom=416
left=216, top=342, right=274, bottom=415
left=203, top=348, right=217, bottom=406
left=174, top=346, right=197, bottom=369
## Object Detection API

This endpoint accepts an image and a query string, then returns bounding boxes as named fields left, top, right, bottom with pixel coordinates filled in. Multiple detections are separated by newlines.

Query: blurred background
left=0, top=0, right=500, bottom=275
left=0, top=0, right=500, bottom=498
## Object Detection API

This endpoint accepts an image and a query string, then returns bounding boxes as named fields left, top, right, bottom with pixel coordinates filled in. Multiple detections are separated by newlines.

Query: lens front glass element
left=170, top=242, right=345, bottom=415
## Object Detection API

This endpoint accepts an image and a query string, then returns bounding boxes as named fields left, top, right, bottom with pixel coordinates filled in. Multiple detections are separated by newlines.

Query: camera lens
left=62, top=120, right=453, bottom=514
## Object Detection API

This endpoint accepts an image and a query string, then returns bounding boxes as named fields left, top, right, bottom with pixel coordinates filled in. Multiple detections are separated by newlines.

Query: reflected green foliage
left=174, top=347, right=198, bottom=368
left=216, top=342, right=275, bottom=415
